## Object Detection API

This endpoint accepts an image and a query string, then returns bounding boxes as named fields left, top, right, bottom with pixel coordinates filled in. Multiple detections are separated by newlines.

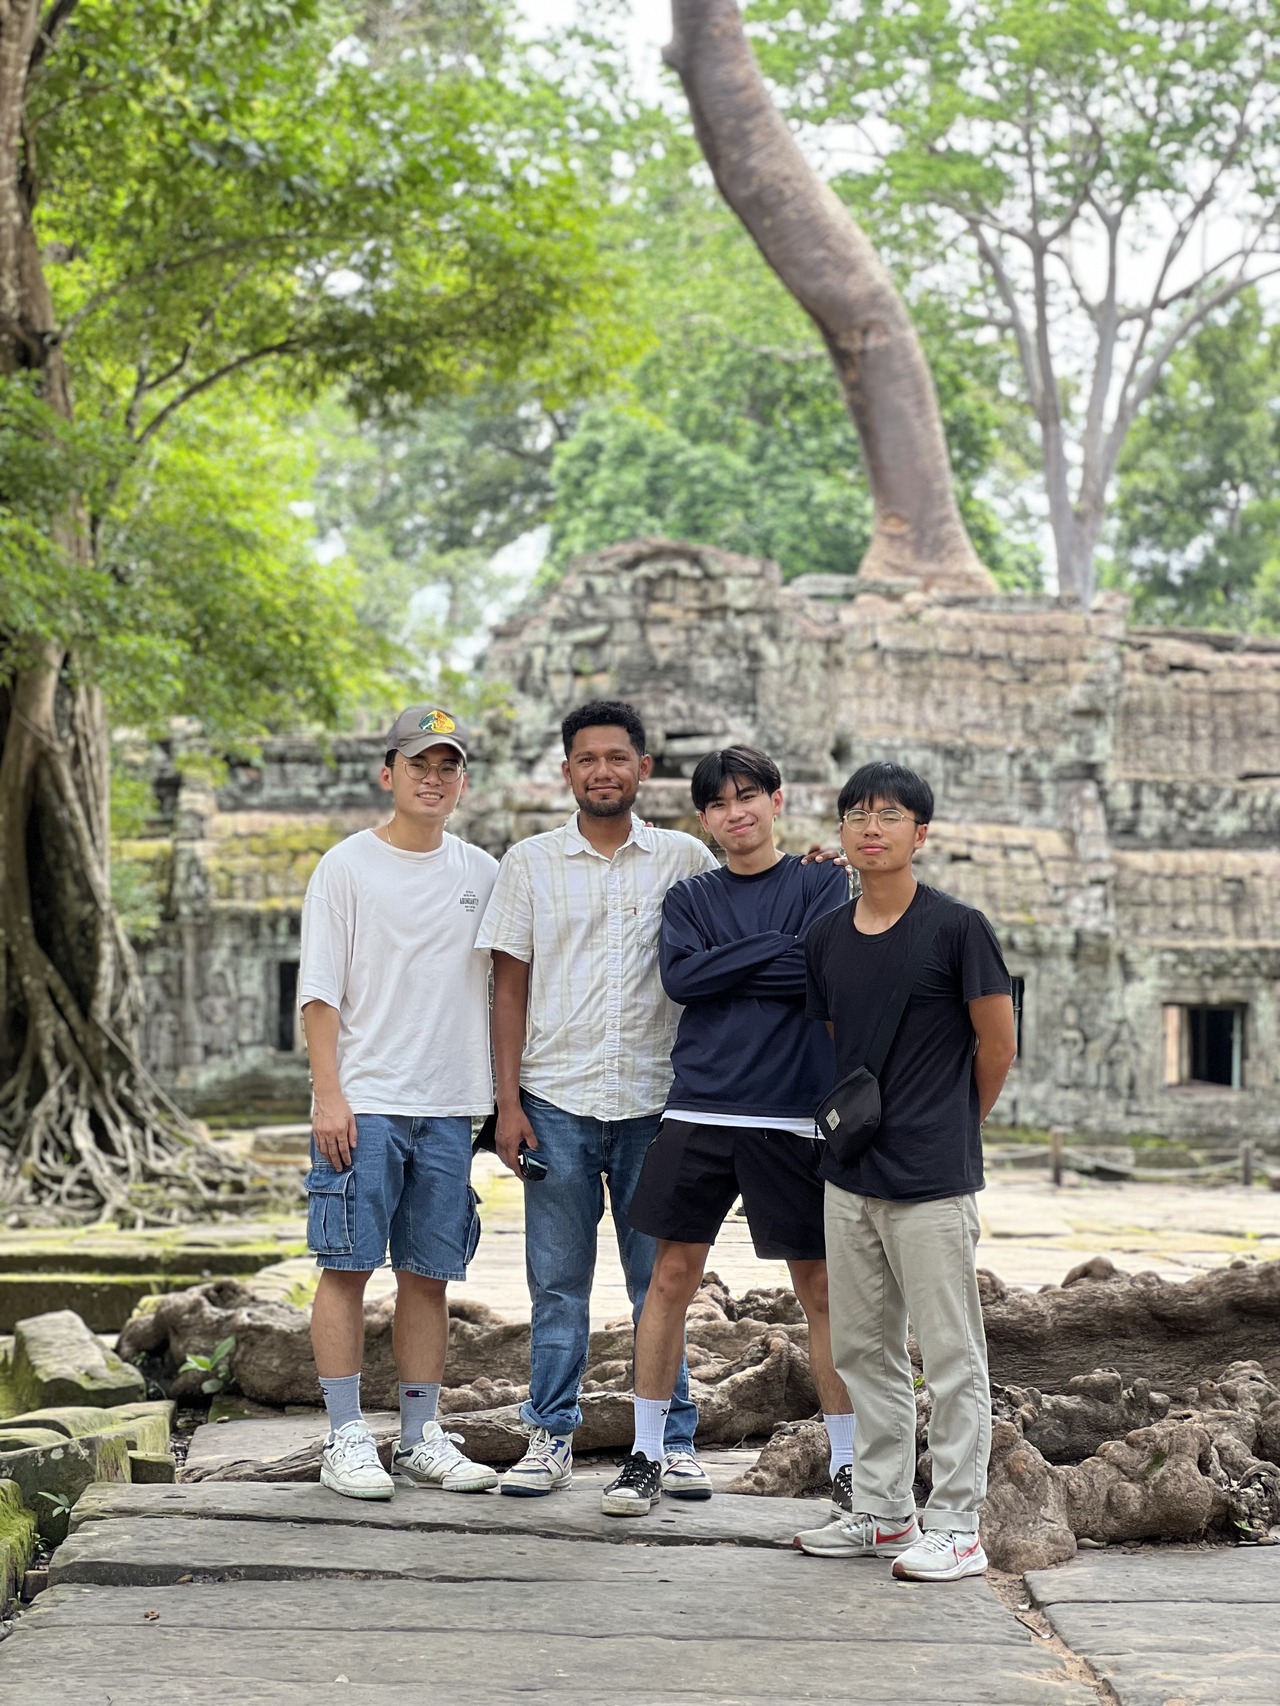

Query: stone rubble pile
left=112, top=1255, right=1280, bottom=1570
left=0, top=1308, right=176, bottom=1606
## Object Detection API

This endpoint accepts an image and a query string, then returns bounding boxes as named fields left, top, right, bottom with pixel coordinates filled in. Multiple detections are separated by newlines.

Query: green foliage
left=304, top=390, right=559, bottom=704
left=544, top=114, right=1040, bottom=585
left=746, top=0, right=1280, bottom=263
left=180, top=1334, right=237, bottom=1395
left=744, top=0, right=1280, bottom=606
left=35, top=0, right=619, bottom=425
left=3, top=0, right=625, bottom=782
left=1111, top=294, right=1280, bottom=629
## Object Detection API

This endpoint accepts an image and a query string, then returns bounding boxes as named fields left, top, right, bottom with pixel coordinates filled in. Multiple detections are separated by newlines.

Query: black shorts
left=627, top=1119, right=826, bottom=1261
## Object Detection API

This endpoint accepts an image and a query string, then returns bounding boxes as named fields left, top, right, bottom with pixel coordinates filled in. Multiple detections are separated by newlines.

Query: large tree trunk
left=665, top=0, right=993, bottom=593
left=0, top=1, right=257, bottom=1221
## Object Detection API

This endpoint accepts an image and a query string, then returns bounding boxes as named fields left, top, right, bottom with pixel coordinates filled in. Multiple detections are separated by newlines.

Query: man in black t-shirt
left=793, top=762, right=1016, bottom=1582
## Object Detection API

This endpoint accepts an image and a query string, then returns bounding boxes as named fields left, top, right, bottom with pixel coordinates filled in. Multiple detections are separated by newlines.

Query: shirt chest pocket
left=621, top=897, right=664, bottom=952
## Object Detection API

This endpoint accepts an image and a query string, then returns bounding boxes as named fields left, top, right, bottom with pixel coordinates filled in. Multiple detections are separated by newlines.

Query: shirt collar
left=562, top=811, right=655, bottom=858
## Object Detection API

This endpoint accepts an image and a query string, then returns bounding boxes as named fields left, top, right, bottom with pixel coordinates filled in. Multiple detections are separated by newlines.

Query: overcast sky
left=515, top=0, right=667, bottom=90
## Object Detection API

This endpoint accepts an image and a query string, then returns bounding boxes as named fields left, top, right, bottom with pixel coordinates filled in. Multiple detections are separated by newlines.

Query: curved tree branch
left=664, top=0, right=992, bottom=591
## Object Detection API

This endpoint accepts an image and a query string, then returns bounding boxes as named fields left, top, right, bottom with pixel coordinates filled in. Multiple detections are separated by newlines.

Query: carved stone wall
left=125, top=540, right=1280, bottom=1143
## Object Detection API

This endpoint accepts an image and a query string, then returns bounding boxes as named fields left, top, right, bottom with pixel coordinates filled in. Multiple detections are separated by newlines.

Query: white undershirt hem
left=664, top=1108, right=821, bottom=1140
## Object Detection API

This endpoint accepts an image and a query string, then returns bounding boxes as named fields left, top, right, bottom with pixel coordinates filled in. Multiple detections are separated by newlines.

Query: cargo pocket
left=464, top=1186, right=482, bottom=1265
left=306, top=1165, right=354, bottom=1257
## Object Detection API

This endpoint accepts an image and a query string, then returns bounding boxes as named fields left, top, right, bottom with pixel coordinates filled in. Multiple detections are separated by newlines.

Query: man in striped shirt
left=477, top=701, right=717, bottom=1498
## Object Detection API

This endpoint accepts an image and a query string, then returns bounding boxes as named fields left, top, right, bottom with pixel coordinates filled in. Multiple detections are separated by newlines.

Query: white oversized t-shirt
left=299, top=829, right=499, bottom=1116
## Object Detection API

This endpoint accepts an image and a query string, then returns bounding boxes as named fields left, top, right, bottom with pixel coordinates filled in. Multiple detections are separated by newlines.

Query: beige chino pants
left=824, top=1184, right=991, bottom=1533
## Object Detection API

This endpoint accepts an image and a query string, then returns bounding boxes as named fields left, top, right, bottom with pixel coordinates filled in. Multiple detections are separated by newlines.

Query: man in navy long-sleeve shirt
left=601, top=745, right=856, bottom=1519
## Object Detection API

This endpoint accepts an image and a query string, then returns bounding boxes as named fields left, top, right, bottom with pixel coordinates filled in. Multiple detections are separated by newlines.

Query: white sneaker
left=499, top=1428, right=573, bottom=1497
left=892, top=1528, right=988, bottom=1581
left=660, top=1450, right=713, bottom=1501
left=393, top=1422, right=499, bottom=1493
left=319, top=1420, right=394, bottom=1501
left=793, top=1510, right=921, bottom=1558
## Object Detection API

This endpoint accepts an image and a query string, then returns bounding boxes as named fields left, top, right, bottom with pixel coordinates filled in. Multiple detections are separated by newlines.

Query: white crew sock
left=632, top=1395, right=671, bottom=1463
left=825, top=1411, right=856, bottom=1477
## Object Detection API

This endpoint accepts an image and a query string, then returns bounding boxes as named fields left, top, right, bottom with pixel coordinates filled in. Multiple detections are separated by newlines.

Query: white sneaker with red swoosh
left=793, top=1510, right=921, bottom=1558
left=891, top=1528, right=988, bottom=1581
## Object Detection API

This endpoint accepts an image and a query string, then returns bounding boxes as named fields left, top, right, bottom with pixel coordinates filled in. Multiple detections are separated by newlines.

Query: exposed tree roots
left=119, top=1259, right=1280, bottom=1568
left=0, top=658, right=267, bottom=1226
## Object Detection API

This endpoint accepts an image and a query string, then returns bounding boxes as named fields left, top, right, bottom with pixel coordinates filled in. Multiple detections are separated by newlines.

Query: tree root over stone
left=121, top=1270, right=820, bottom=1465
left=121, top=1259, right=1280, bottom=1567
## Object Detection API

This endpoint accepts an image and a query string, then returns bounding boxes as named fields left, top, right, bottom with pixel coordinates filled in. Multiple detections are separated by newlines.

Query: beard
left=575, top=784, right=638, bottom=820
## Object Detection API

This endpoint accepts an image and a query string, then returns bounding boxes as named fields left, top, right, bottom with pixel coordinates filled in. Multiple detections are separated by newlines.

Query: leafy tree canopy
left=4, top=0, right=626, bottom=741
left=742, top=0, right=1280, bottom=605
left=1111, top=292, right=1280, bottom=631
left=328, top=78, right=1042, bottom=600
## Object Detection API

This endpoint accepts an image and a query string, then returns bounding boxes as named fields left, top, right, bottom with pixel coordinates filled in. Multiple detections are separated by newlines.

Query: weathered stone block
left=10, top=1310, right=146, bottom=1409
left=99, top=1407, right=172, bottom=1455
left=0, top=1478, right=36, bottom=1611
left=0, top=1406, right=115, bottom=1437
left=126, top=1450, right=176, bottom=1484
left=0, top=1426, right=66, bottom=1452
left=0, top=1432, right=131, bottom=1542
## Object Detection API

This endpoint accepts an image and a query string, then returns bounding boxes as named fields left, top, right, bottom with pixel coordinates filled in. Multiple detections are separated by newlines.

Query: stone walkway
left=2, top=1475, right=1099, bottom=1706
left=1027, top=1546, right=1280, bottom=1706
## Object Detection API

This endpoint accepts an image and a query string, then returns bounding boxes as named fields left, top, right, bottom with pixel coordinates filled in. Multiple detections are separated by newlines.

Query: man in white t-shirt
left=299, top=706, right=499, bottom=1500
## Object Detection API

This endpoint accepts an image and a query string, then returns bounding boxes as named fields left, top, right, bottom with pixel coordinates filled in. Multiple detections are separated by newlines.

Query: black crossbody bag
left=815, top=904, right=947, bottom=1168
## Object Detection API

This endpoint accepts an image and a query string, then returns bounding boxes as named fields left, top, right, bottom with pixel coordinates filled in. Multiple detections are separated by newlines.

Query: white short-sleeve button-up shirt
left=476, top=814, right=718, bottom=1120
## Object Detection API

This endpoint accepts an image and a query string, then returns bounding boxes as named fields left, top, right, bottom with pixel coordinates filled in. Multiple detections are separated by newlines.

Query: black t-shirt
left=804, top=884, right=1011, bottom=1203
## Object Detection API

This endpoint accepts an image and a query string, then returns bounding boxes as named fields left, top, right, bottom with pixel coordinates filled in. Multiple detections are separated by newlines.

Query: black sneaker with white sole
left=830, top=1463, right=853, bottom=1515
left=601, top=1451, right=663, bottom=1517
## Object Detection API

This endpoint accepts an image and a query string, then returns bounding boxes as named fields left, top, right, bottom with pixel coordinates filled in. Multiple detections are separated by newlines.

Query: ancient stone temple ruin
left=122, top=540, right=1280, bottom=1144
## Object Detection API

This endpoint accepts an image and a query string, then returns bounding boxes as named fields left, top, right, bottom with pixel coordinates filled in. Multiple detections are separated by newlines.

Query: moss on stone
left=0, top=1479, right=36, bottom=1610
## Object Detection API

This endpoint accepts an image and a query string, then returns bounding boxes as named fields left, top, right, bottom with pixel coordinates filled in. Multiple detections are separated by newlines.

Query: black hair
left=690, top=746, right=782, bottom=813
left=561, top=699, right=646, bottom=758
left=837, top=761, right=933, bottom=824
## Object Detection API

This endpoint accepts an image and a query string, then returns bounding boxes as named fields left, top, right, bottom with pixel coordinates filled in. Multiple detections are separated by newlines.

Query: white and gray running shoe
left=499, top=1427, right=573, bottom=1497
left=320, top=1420, right=395, bottom=1501
left=393, top=1422, right=499, bottom=1493
left=892, top=1528, right=988, bottom=1581
left=793, top=1510, right=921, bottom=1558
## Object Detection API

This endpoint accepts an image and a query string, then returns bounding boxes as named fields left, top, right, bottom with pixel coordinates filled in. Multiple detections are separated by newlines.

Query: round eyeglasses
left=841, top=808, right=915, bottom=828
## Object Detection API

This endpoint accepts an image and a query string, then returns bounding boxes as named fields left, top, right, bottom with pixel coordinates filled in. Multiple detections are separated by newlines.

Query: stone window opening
left=1010, top=976, right=1025, bottom=1059
left=1163, top=1003, right=1245, bottom=1090
left=277, top=960, right=301, bottom=1052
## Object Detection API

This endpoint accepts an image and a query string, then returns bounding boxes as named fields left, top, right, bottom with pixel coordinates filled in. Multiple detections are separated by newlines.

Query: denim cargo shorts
left=305, top=1113, right=481, bottom=1280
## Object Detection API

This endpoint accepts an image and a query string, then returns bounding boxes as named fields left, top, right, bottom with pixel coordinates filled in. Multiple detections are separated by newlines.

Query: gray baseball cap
left=385, top=706, right=470, bottom=760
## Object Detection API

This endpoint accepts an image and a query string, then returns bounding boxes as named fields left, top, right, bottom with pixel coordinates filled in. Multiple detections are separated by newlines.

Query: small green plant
left=179, top=1335, right=236, bottom=1395
left=36, top=1491, right=75, bottom=1517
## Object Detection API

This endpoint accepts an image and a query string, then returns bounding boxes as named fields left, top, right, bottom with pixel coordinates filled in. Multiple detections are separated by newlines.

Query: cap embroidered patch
left=418, top=710, right=456, bottom=734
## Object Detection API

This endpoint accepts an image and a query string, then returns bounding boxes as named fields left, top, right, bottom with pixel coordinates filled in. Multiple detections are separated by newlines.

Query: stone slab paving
left=185, top=1415, right=758, bottom=1487
left=1027, top=1545, right=1280, bottom=1706
left=0, top=1482, right=1097, bottom=1706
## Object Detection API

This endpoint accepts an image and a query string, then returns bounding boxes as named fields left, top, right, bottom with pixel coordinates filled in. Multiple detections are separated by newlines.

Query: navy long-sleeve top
left=659, top=854, right=849, bottom=1121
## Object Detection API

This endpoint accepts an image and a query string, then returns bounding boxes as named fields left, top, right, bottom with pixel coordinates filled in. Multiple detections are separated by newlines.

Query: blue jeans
left=518, top=1091, right=698, bottom=1451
